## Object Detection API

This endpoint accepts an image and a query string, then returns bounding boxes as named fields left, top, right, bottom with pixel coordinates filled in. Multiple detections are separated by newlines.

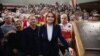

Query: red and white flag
left=69, top=0, right=76, bottom=9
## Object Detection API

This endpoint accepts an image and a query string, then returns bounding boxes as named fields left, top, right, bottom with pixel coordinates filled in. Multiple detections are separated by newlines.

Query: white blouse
left=47, top=24, right=53, bottom=41
left=59, top=23, right=72, bottom=32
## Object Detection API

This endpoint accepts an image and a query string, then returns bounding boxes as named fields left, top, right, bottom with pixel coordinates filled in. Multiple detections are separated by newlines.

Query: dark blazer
left=0, top=28, right=4, bottom=56
left=39, top=24, right=70, bottom=56
left=0, top=27, right=4, bottom=41
left=21, top=26, right=39, bottom=56
left=0, top=30, right=23, bottom=56
left=0, top=21, right=5, bottom=26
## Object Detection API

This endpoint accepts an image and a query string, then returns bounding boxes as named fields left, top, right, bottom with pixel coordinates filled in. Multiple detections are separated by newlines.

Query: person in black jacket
left=21, top=15, right=39, bottom=56
left=12, top=19, right=23, bottom=56
left=0, top=27, right=4, bottom=45
left=39, top=11, right=74, bottom=56
left=0, top=21, right=5, bottom=26
left=0, top=27, right=4, bottom=56
left=1, top=19, right=23, bottom=56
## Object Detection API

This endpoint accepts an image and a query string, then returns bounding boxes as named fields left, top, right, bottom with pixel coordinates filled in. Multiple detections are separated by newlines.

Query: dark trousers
left=59, top=45, right=66, bottom=55
left=42, top=49, right=59, bottom=56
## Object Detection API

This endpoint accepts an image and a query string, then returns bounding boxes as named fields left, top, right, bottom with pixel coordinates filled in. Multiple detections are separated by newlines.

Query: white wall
left=0, top=0, right=25, bottom=5
left=77, top=0, right=99, bottom=4
left=0, top=0, right=98, bottom=5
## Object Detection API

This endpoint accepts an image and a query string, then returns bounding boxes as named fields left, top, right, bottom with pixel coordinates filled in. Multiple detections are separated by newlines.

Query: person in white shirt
left=60, top=14, right=72, bottom=43
left=39, top=11, right=74, bottom=56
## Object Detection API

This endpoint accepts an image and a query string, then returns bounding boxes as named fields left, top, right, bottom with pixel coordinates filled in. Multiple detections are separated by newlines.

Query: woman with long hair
left=39, top=11, right=74, bottom=56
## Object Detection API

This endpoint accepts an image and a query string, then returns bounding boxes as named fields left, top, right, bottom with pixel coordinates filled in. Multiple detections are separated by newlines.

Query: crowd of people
left=0, top=2, right=100, bottom=56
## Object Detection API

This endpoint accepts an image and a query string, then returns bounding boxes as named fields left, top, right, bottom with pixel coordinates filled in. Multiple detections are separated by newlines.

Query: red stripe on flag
left=72, top=0, right=75, bottom=8
left=69, top=0, right=76, bottom=9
